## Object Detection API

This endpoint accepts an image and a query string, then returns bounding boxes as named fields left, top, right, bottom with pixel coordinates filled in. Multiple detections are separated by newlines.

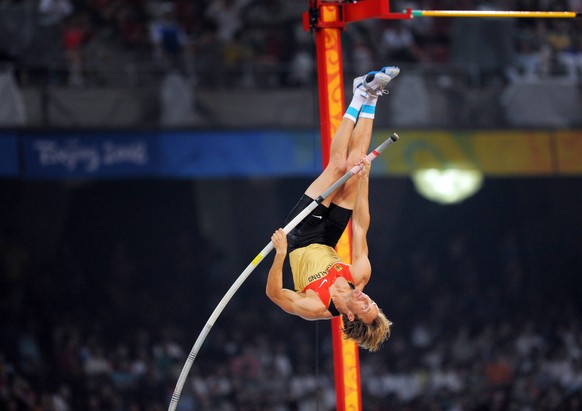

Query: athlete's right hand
left=271, top=228, right=288, bottom=255
left=357, top=156, right=371, bottom=178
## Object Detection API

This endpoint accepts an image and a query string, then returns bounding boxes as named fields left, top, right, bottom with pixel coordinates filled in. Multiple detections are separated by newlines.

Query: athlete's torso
left=289, top=244, right=354, bottom=316
left=290, top=243, right=340, bottom=291
left=302, top=262, right=354, bottom=316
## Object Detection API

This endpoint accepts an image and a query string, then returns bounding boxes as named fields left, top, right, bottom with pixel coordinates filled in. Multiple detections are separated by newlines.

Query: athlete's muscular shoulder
left=293, top=290, right=333, bottom=320
left=349, top=257, right=372, bottom=289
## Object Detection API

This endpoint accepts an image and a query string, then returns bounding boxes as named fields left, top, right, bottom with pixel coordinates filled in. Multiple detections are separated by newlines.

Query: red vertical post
left=311, top=2, right=363, bottom=410
left=306, top=1, right=407, bottom=408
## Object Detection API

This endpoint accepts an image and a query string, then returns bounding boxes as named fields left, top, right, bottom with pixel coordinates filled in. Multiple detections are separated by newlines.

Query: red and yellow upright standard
left=303, top=1, right=408, bottom=409
left=308, top=4, right=360, bottom=409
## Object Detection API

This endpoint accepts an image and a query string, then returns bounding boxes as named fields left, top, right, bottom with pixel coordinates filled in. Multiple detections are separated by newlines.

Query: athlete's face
left=348, top=289, right=378, bottom=324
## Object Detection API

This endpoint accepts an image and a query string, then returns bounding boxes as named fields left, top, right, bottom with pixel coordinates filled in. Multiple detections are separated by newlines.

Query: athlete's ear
left=347, top=311, right=355, bottom=322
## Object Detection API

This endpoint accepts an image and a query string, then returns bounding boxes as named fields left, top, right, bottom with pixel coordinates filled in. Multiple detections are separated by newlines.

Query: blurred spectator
left=0, top=69, right=27, bottom=126
left=17, top=322, right=43, bottom=376
left=515, top=322, right=546, bottom=358
left=430, top=364, right=464, bottom=394
left=149, top=2, right=191, bottom=74
left=450, top=327, right=476, bottom=365
left=288, top=363, right=319, bottom=410
left=547, top=19, right=581, bottom=80
left=204, top=0, right=253, bottom=86
left=288, top=43, right=313, bottom=87
left=114, top=4, right=147, bottom=50
left=559, top=32, right=582, bottom=82
left=62, top=12, right=93, bottom=87
left=51, top=384, right=72, bottom=411
left=380, top=21, right=429, bottom=64
left=272, top=341, right=293, bottom=379
left=159, top=70, right=199, bottom=126
left=484, top=353, right=514, bottom=387
left=351, top=37, right=376, bottom=78
left=204, top=0, right=251, bottom=44
left=38, top=0, right=73, bottom=26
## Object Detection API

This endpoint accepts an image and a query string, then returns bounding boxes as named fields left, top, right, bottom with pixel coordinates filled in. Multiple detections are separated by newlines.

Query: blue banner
left=0, top=132, right=19, bottom=176
left=158, top=130, right=321, bottom=178
left=17, top=130, right=322, bottom=179
left=22, top=131, right=159, bottom=179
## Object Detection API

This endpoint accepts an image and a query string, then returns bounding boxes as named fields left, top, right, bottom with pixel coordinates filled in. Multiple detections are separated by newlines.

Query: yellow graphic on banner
left=472, top=131, right=553, bottom=174
left=556, top=131, right=582, bottom=174
left=373, top=130, right=582, bottom=176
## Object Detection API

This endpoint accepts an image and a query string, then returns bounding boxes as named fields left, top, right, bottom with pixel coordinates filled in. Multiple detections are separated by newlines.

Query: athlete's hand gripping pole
left=168, top=133, right=400, bottom=411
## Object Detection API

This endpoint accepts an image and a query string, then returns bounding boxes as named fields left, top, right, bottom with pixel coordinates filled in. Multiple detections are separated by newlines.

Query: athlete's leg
left=304, top=70, right=395, bottom=206
left=332, top=66, right=400, bottom=210
left=303, top=117, right=356, bottom=205
left=331, top=119, right=374, bottom=210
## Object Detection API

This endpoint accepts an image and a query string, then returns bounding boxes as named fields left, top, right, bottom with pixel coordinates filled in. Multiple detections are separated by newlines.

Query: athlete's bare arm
left=350, top=157, right=372, bottom=288
left=266, top=228, right=331, bottom=320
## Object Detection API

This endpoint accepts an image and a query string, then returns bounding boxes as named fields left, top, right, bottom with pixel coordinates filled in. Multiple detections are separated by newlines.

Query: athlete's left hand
left=271, top=228, right=288, bottom=256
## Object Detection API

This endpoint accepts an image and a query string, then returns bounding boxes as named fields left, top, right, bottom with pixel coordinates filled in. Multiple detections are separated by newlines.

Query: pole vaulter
left=167, top=133, right=399, bottom=411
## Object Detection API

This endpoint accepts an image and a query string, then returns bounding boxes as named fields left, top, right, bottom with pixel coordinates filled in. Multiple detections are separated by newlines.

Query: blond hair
left=341, top=308, right=392, bottom=352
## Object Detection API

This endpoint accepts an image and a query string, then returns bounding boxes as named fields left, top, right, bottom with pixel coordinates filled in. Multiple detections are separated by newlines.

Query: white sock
left=359, top=95, right=378, bottom=119
left=343, top=91, right=367, bottom=122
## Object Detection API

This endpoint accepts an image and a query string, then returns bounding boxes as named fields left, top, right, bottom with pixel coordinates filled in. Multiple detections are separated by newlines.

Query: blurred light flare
left=412, top=168, right=484, bottom=204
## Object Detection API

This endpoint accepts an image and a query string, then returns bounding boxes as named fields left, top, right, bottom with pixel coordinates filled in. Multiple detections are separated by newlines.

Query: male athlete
left=266, top=66, right=399, bottom=352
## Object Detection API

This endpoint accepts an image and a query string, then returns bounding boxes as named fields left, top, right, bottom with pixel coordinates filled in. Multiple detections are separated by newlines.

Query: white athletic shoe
left=353, top=69, right=397, bottom=97
left=380, top=66, right=401, bottom=80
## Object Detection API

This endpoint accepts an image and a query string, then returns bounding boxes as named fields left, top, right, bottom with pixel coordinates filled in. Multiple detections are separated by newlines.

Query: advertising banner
left=0, top=132, right=19, bottom=177
left=3, top=129, right=581, bottom=179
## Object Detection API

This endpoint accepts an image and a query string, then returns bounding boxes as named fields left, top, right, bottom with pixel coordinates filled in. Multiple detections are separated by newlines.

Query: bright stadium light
left=412, top=168, right=484, bottom=205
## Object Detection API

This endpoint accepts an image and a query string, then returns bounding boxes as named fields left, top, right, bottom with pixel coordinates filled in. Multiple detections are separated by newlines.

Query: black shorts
left=284, top=194, right=352, bottom=252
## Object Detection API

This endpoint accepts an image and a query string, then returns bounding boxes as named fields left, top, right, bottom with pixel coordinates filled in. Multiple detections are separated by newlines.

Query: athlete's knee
left=328, top=152, right=348, bottom=177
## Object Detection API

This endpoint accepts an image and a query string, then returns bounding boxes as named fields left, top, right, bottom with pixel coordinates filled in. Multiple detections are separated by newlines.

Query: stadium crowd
left=0, top=0, right=581, bottom=87
left=1, top=179, right=582, bottom=410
